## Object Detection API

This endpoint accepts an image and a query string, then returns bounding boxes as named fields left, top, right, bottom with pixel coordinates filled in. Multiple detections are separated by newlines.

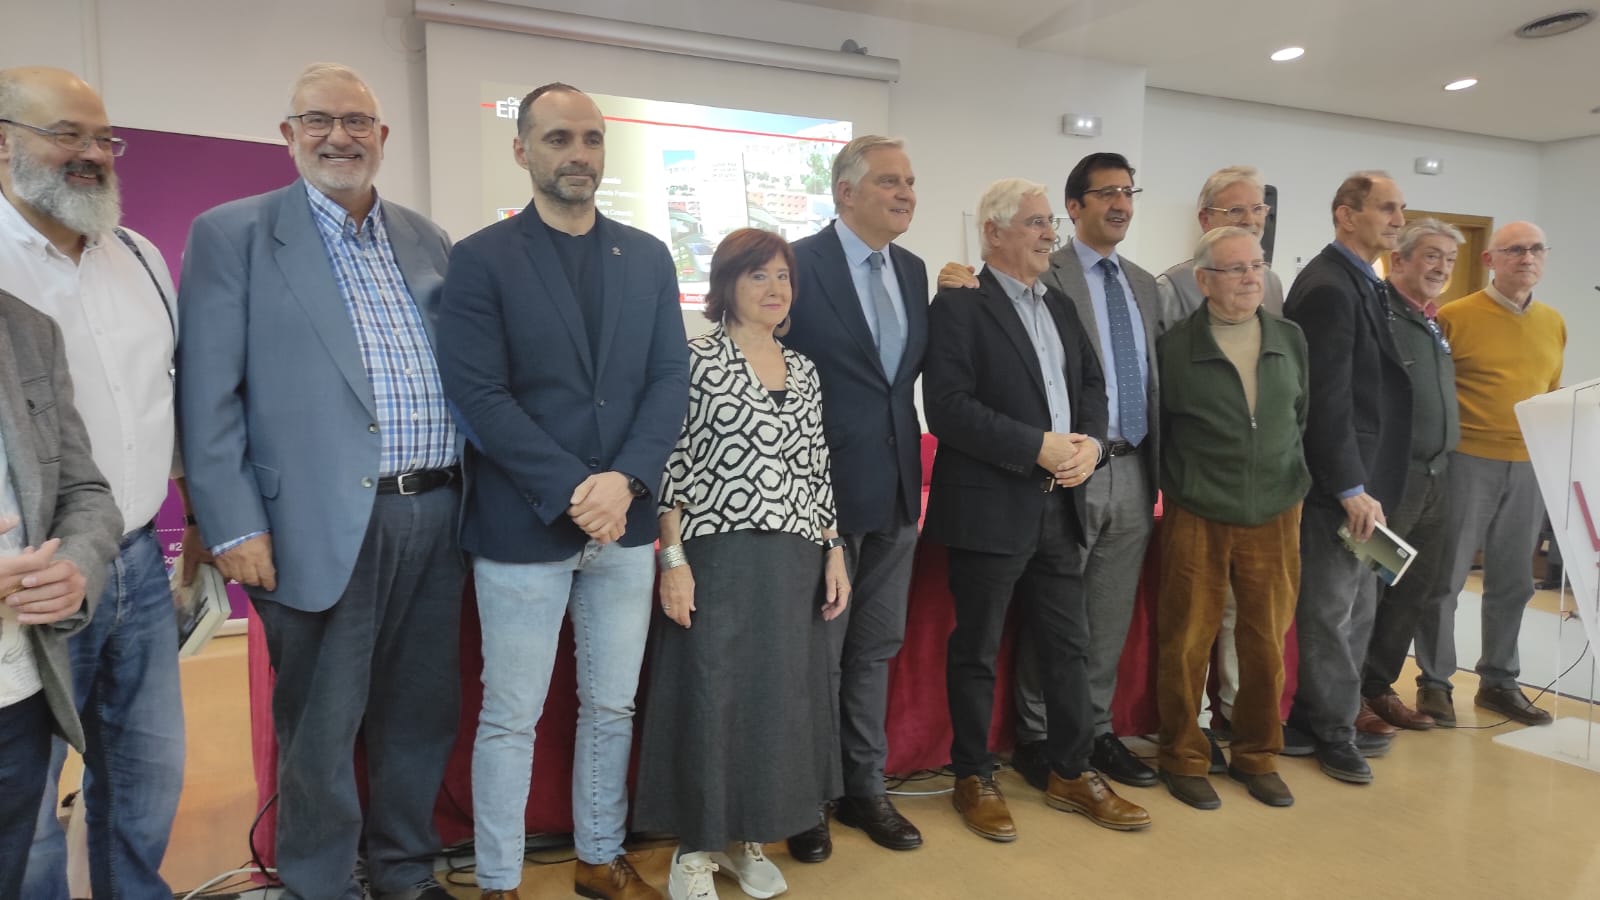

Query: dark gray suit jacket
left=178, top=181, right=453, bottom=612
left=1041, top=240, right=1161, bottom=495
left=785, top=222, right=928, bottom=535
left=0, top=290, right=121, bottom=750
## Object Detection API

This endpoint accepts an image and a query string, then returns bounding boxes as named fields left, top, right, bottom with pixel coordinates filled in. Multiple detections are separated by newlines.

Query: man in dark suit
left=1282, top=171, right=1413, bottom=785
left=0, top=288, right=122, bottom=900
left=437, top=84, right=688, bottom=900
left=783, top=135, right=928, bottom=860
left=938, top=154, right=1162, bottom=788
left=180, top=64, right=465, bottom=900
left=925, top=177, right=1149, bottom=843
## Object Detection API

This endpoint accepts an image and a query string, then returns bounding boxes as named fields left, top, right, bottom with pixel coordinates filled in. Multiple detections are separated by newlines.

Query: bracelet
left=657, top=543, right=687, bottom=570
left=822, top=536, right=847, bottom=552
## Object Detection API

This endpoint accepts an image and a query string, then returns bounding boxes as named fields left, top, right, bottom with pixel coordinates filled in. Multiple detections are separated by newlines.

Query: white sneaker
left=669, top=848, right=721, bottom=900
left=709, top=841, right=788, bottom=898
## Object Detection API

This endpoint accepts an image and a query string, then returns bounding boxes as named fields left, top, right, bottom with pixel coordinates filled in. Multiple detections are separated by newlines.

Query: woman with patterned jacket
left=634, top=228, right=850, bottom=900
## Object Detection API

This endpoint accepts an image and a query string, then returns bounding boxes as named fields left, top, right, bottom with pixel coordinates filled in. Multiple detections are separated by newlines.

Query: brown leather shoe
left=1475, top=687, right=1554, bottom=726
left=574, top=856, right=661, bottom=900
left=1416, top=686, right=1457, bottom=727
left=1045, top=770, right=1152, bottom=831
left=1355, top=697, right=1399, bottom=736
left=480, top=891, right=522, bottom=900
left=1367, top=690, right=1435, bottom=730
left=952, top=775, right=1017, bottom=842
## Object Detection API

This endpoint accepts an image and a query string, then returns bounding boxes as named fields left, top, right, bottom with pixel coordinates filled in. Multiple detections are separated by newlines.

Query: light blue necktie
left=1098, top=258, right=1147, bottom=446
left=867, top=251, right=903, bottom=380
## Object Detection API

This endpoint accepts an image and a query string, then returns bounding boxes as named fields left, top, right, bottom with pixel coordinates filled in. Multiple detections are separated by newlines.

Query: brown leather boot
left=574, top=855, right=662, bottom=899
left=1367, top=690, right=1435, bottom=730
left=1045, top=770, right=1152, bottom=831
left=952, top=774, right=1017, bottom=842
left=1355, top=697, right=1400, bottom=735
left=480, top=890, right=522, bottom=900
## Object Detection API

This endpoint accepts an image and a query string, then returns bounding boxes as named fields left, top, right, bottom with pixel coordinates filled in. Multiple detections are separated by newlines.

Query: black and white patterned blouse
left=659, top=324, right=837, bottom=543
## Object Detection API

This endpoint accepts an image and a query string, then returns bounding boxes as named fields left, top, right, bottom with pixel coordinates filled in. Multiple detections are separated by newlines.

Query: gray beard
left=8, top=149, right=122, bottom=237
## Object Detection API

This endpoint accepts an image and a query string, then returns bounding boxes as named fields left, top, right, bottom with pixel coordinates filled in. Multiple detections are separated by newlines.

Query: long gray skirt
left=633, top=529, right=843, bottom=850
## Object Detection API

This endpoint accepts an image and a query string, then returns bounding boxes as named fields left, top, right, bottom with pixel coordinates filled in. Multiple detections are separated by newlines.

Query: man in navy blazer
left=782, top=136, right=928, bottom=860
left=179, top=65, right=465, bottom=900
left=436, top=84, right=688, bottom=900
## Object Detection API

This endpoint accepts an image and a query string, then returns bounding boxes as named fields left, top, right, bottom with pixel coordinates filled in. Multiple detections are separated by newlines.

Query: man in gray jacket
left=0, top=287, right=122, bottom=900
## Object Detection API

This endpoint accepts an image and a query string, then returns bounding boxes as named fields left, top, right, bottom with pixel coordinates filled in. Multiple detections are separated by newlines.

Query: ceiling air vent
left=1515, top=9, right=1594, bottom=38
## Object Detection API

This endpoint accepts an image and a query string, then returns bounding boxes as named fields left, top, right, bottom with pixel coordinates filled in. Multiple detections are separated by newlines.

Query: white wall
left=1140, top=89, right=1543, bottom=281
left=1537, top=135, right=1600, bottom=385
left=1, top=0, right=1147, bottom=272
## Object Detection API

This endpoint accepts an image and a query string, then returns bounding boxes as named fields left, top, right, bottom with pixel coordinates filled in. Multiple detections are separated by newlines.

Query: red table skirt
left=247, top=526, right=1299, bottom=863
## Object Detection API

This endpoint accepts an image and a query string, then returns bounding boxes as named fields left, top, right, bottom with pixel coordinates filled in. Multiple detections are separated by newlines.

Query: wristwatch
left=626, top=475, right=650, bottom=497
left=822, top=536, right=847, bottom=552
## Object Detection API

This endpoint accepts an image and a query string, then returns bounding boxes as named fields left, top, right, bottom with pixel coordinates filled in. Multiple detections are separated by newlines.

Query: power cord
left=1451, top=638, right=1590, bottom=730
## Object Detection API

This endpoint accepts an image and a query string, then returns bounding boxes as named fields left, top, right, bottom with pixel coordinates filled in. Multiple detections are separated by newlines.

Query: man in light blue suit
left=177, top=63, right=462, bottom=900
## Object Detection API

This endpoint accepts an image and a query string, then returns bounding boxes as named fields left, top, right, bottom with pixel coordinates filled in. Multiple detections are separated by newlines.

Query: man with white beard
left=178, top=63, right=461, bottom=900
left=0, top=66, right=199, bottom=900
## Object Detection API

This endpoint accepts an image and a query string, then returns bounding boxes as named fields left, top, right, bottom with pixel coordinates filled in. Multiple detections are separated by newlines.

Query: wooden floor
left=141, top=582, right=1600, bottom=899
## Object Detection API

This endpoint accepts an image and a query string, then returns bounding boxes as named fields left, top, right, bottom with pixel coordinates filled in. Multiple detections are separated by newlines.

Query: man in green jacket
left=1154, top=227, right=1310, bottom=811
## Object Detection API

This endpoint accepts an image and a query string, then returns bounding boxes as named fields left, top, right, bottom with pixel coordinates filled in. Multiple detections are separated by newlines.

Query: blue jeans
left=24, top=527, right=185, bottom=900
left=1, top=693, right=52, bottom=900
left=471, top=542, right=653, bottom=889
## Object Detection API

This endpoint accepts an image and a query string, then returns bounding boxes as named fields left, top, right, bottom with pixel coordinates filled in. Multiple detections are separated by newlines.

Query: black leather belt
left=1106, top=440, right=1141, bottom=458
left=377, top=465, right=461, bottom=495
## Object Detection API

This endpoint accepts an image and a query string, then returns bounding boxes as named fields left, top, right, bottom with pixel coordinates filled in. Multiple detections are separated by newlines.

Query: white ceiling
left=780, top=0, right=1600, bottom=142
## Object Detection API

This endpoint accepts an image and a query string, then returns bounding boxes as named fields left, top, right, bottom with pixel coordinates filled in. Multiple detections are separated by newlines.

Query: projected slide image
left=479, top=84, right=851, bottom=306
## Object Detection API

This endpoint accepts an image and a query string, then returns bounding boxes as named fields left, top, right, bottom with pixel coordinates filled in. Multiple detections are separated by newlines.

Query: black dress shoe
left=786, top=812, right=832, bottom=863
left=1008, top=739, right=1050, bottom=792
left=835, top=794, right=923, bottom=850
left=1203, top=727, right=1226, bottom=775
left=1475, top=687, right=1554, bottom=726
left=1280, top=721, right=1316, bottom=758
left=1315, top=740, right=1373, bottom=784
left=1210, top=711, right=1233, bottom=742
left=1090, top=733, right=1157, bottom=788
left=1353, top=730, right=1392, bottom=758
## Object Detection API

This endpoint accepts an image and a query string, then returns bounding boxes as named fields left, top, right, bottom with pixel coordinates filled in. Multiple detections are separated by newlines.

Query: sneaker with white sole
left=669, top=849, right=721, bottom=900
left=708, top=842, right=788, bottom=899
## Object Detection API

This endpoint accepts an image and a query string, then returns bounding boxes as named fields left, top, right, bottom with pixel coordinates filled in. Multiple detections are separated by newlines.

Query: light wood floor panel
left=155, top=637, right=1600, bottom=899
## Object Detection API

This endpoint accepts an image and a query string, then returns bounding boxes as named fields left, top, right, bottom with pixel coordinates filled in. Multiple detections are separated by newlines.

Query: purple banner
left=115, top=126, right=299, bottom=619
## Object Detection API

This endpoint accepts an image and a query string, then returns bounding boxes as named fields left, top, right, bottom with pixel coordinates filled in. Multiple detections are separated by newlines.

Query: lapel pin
left=612, top=246, right=622, bottom=256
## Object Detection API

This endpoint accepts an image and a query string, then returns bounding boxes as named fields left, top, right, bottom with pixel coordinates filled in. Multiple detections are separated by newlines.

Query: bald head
left=1485, top=220, right=1548, bottom=299
left=0, top=66, right=121, bottom=238
left=0, top=66, right=109, bottom=129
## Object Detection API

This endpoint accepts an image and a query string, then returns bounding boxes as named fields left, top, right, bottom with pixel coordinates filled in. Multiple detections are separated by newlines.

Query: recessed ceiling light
left=1270, top=46, right=1305, bottom=62
left=1444, top=78, right=1478, bottom=92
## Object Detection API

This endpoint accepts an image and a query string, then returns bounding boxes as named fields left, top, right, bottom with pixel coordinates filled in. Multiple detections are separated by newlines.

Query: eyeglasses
left=1199, top=261, right=1268, bottom=279
left=0, top=119, right=127, bottom=157
left=286, top=113, right=379, bottom=138
left=1082, top=186, right=1142, bottom=202
left=1489, top=244, right=1550, bottom=258
left=1015, top=215, right=1064, bottom=249
left=1204, top=203, right=1272, bottom=221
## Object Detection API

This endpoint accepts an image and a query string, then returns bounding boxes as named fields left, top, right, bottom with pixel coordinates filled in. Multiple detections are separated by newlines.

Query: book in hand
left=171, top=561, right=229, bottom=658
left=1337, top=520, right=1419, bottom=587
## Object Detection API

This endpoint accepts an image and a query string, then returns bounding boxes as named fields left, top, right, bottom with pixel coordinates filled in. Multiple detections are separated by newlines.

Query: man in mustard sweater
left=1415, top=221, right=1564, bottom=726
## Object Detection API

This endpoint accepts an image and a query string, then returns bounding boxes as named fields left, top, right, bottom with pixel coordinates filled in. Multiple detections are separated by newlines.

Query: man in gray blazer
left=937, top=153, right=1162, bottom=790
left=0, top=288, right=121, bottom=900
left=178, top=64, right=462, bottom=900
left=1156, top=165, right=1285, bottom=331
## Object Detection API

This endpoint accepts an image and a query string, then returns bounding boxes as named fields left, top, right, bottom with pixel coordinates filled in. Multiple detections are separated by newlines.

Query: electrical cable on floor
left=245, top=791, right=282, bottom=886
left=175, top=864, right=278, bottom=899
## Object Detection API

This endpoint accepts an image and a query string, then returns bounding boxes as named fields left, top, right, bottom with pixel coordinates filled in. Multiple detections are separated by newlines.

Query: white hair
left=976, top=178, right=1047, bottom=256
left=1194, top=225, right=1261, bottom=269
left=1197, top=165, right=1264, bottom=211
left=285, top=62, right=382, bottom=119
left=1396, top=218, right=1465, bottom=257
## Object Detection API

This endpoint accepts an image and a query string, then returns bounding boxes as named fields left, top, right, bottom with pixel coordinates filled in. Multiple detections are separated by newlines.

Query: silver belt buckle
left=396, top=471, right=422, bottom=495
